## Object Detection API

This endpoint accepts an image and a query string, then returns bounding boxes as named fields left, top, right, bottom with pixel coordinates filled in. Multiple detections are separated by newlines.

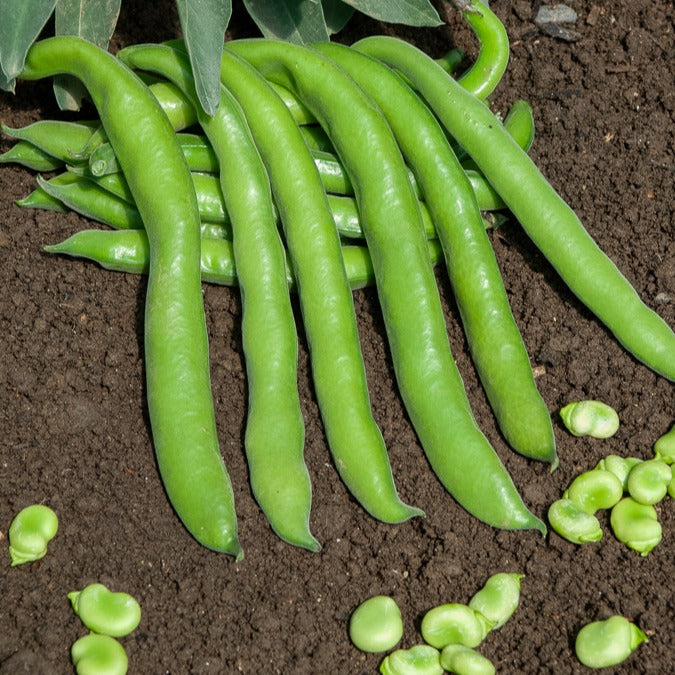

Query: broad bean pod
left=354, top=36, right=675, bottom=381
left=456, top=0, right=510, bottom=99
left=0, top=139, right=65, bottom=171
left=315, top=41, right=555, bottom=466
left=19, top=36, right=241, bottom=556
left=228, top=39, right=545, bottom=532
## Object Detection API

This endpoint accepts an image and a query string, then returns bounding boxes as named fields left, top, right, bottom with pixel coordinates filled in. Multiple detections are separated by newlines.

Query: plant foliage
left=0, top=0, right=441, bottom=113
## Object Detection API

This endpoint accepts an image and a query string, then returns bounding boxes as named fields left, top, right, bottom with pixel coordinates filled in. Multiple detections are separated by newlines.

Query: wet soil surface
left=1, top=1, right=673, bottom=673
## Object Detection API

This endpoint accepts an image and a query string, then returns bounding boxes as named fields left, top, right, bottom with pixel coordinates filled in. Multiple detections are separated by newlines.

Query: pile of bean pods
left=2, top=0, right=674, bottom=557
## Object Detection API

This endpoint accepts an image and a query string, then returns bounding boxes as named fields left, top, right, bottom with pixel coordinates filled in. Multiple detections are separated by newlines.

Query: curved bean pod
left=456, top=0, right=510, bottom=99
left=315, top=41, right=555, bottom=466
left=229, top=39, right=545, bottom=531
left=216, top=42, right=422, bottom=524
left=118, top=43, right=319, bottom=552
left=0, top=139, right=66, bottom=171
left=19, top=36, right=241, bottom=556
left=354, top=36, right=675, bottom=381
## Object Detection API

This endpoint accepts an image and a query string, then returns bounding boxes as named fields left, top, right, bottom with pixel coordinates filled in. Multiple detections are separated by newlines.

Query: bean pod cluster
left=2, top=0, right=673, bottom=555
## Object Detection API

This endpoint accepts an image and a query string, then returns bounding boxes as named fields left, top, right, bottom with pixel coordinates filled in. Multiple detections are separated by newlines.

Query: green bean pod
left=20, top=36, right=241, bottom=557
left=230, top=39, right=544, bottom=532
left=355, top=36, right=675, bottom=381
left=0, top=139, right=65, bottom=171
left=315, top=41, right=555, bottom=466
left=215, top=42, right=422, bottom=524
left=1, top=119, right=98, bottom=163
left=118, top=43, right=319, bottom=552
left=36, top=173, right=143, bottom=229
left=457, top=0, right=510, bottom=99
left=610, top=497, right=662, bottom=556
left=44, top=228, right=445, bottom=291
left=503, top=100, right=535, bottom=153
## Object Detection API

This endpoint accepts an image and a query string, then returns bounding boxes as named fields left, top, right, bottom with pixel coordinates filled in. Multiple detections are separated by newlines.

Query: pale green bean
left=68, top=583, right=141, bottom=638
left=610, top=497, right=661, bottom=556
left=439, top=644, right=495, bottom=675
left=560, top=400, right=620, bottom=439
left=349, top=595, right=403, bottom=653
left=562, top=469, right=623, bottom=514
left=468, top=572, right=523, bottom=632
left=8, top=504, right=59, bottom=566
left=420, top=604, right=487, bottom=649
left=626, top=459, right=672, bottom=505
left=380, top=645, right=443, bottom=675
left=547, top=498, right=603, bottom=544
left=70, top=633, right=128, bottom=675
left=575, top=616, right=647, bottom=669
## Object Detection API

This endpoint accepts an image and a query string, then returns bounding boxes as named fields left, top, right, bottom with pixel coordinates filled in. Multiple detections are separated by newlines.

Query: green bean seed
left=71, top=633, right=128, bottom=675
left=68, top=583, right=141, bottom=637
left=562, top=469, right=624, bottom=514
left=560, top=400, right=620, bottom=439
left=420, top=603, right=487, bottom=649
left=594, top=454, right=643, bottom=491
left=380, top=645, right=443, bottom=675
left=653, top=424, right=675, bottom=465
left=575, top=615, right=648, bottom=669
left=439, top=644, right=495, bottom=675
left=668, top=473, right=675, bottom=499
left=626, top=459, right=672, bottom=506
left=349, top=595, right=403, bottom=653
left=468, top=572, right=523, bottom=632
left=547, top=499, right=603, bottom=544
left=610, top=497, right=661, bottom=556
left=8, top=504, right=59, bottom=566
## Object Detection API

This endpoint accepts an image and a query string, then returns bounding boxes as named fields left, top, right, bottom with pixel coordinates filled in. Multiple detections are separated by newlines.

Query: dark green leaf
left=53, top=0, right=122, bottom=110
left=322, top=0, right=355, bottom=35
left=243, top=0, right=330, bottom=44
left=176, top=0, right=231, bottom=117
left=341, top=0, right=442, bottom=26
left=0, top=0, right=56, bottom=92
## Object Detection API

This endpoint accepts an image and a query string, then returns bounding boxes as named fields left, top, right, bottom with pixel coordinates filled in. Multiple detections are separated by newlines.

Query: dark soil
left=1, top=1, right=673, bottom=673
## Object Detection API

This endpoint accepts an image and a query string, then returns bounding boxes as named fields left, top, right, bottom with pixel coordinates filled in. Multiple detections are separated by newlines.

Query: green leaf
left=243, top=0, right=330, bottom=44
left=341, top=0, right=442, bottom=26
left=176, top=0, right=231, bottom=117
left=53, top=0, right=122, bottom=110
left=322, top=0, right=355, bottom=35
left=0, top=0, right=56, bottom=91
